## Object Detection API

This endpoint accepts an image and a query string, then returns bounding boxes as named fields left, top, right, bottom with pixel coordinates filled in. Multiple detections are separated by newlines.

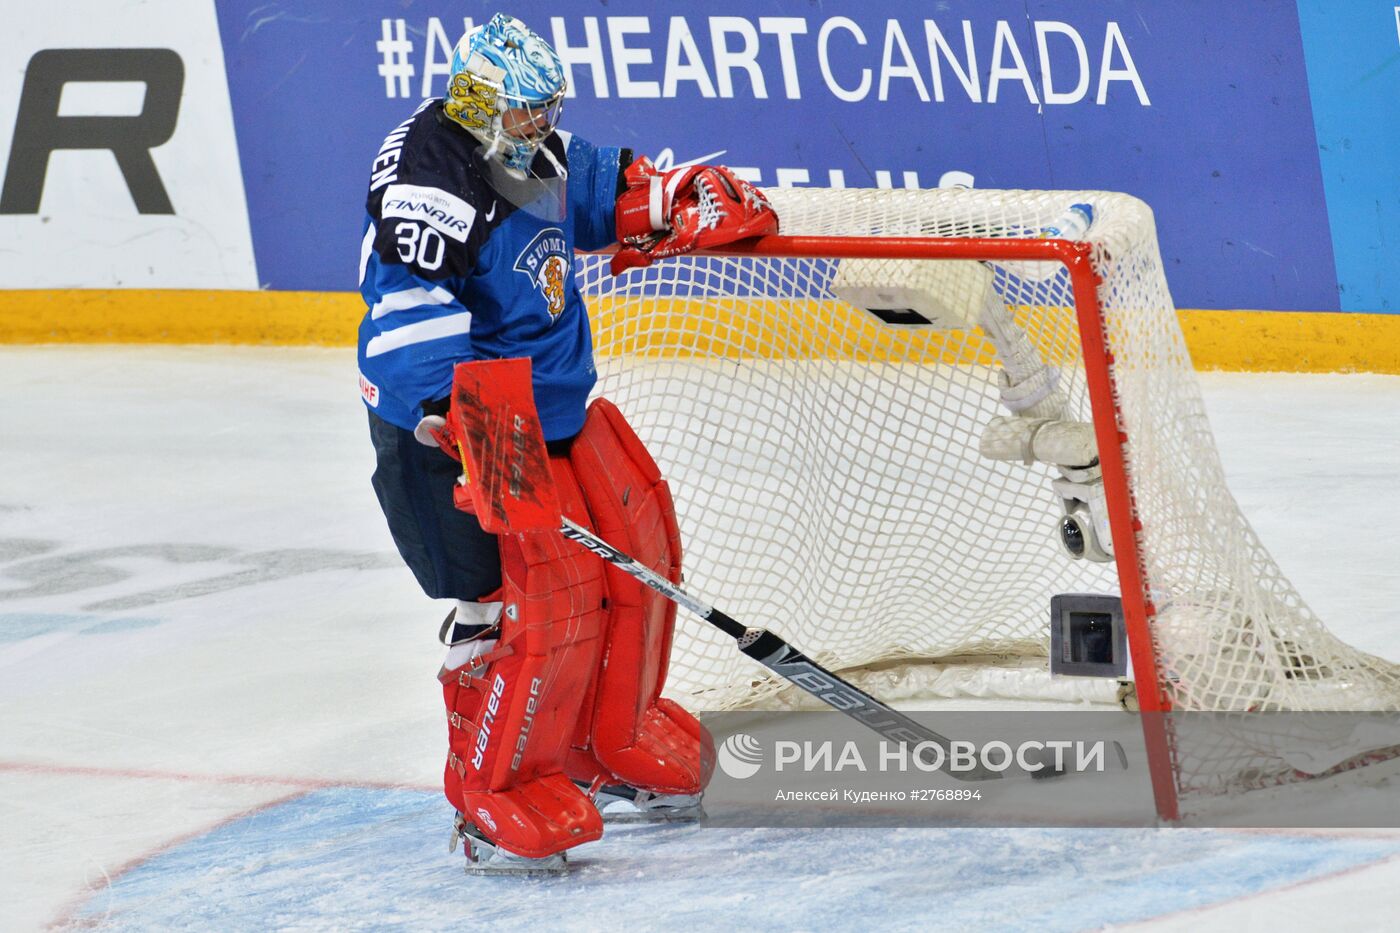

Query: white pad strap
left=445, top=636, right=499, bottom=672
left=442, top=599, right=503, bottom=670
left=441, top=599, right=503, bottom=647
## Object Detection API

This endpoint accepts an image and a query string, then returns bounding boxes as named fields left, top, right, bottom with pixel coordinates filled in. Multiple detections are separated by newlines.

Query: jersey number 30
left=394, top=222, right=446, bottom=271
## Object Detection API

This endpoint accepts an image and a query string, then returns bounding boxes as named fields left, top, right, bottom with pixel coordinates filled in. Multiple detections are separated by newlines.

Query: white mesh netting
left=578, top=186, right=1400, bottom=800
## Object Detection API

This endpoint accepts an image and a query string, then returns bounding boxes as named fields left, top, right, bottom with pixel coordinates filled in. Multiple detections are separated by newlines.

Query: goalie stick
left=555, top=517, right=1131, bottom=783
left=447, top=358, right=1125, bottom=784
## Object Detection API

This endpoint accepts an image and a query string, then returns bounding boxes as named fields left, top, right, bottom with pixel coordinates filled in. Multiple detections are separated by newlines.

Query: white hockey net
left=578, top=186, right=1400, bottom=806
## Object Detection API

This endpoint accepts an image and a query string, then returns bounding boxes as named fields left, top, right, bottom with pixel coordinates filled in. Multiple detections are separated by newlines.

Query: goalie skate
left=449, top=812, right=569, bottom=876
left=585, top=782, right=705, bottom=824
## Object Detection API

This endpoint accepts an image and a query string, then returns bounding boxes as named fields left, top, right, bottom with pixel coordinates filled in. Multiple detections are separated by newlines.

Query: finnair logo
left=381, top=184, right=476, bottom=242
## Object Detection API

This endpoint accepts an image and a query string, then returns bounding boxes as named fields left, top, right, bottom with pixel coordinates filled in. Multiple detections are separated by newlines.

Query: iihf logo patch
left=513, top=228, right=570, bottom=321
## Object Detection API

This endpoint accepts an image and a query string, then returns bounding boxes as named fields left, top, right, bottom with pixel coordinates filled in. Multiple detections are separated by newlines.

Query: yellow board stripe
left=2, top=289, right=1399, bottom=373
left=1176, top=308, right=1400, bottom=373
left=0, top=289, right=361, bottom=346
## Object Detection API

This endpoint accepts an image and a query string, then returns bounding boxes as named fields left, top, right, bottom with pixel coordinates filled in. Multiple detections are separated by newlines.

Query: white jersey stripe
left=358, top=224, right=376, bottom=287
left=364, top=312, right=472, bottom=358
left=370, top=285, right=456, bottom=320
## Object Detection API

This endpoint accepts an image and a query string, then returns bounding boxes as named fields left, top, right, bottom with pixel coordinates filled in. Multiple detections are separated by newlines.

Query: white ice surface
left=1, top=349, right=1398, bottom=931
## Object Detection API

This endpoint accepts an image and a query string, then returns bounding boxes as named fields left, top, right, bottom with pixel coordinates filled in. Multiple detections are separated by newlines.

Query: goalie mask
left=444, top=13, right=568, bottom=220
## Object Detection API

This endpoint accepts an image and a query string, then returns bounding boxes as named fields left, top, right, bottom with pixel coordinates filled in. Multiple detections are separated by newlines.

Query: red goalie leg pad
left=565, top=398, right=714, bottom=794
left=441, top=455, right=606, bottom=858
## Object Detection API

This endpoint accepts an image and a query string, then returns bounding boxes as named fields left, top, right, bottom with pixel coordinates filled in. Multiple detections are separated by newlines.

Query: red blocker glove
left=611, top=158, right=779, bottom=275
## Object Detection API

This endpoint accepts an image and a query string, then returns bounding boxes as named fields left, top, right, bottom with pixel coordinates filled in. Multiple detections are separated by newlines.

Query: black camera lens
left=1060, top=515, right=1086, bottom=558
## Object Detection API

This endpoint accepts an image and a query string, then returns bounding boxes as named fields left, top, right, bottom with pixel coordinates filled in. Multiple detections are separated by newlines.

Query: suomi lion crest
left=513, top=228, right=570, bottom=320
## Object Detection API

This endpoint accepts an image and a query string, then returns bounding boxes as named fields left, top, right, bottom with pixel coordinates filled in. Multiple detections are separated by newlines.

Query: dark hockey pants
left=367, top=410, right=501, bottom=602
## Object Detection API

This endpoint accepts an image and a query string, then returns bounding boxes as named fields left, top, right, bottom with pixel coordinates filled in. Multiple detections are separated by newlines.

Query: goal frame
left=694, top=232, right=1181, bottom=821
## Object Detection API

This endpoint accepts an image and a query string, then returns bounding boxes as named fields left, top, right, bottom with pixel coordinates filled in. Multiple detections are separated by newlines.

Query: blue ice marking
left=66, top=787, right=1400, bottom=931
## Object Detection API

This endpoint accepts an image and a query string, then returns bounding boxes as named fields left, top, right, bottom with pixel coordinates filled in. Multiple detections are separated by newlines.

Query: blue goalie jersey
left=356, top=99, right=626, bottom=440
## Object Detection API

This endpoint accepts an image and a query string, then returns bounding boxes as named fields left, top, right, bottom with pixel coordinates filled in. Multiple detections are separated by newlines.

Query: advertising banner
left=0, top=1, right=257, bottom=289
left=214, top=1, right=1339, bottom=311
left=2, top=2, right=1394, bottom=315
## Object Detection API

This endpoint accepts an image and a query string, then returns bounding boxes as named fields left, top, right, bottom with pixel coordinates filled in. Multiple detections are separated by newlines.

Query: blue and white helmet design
left=444, top=13, right=566, bottom=176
